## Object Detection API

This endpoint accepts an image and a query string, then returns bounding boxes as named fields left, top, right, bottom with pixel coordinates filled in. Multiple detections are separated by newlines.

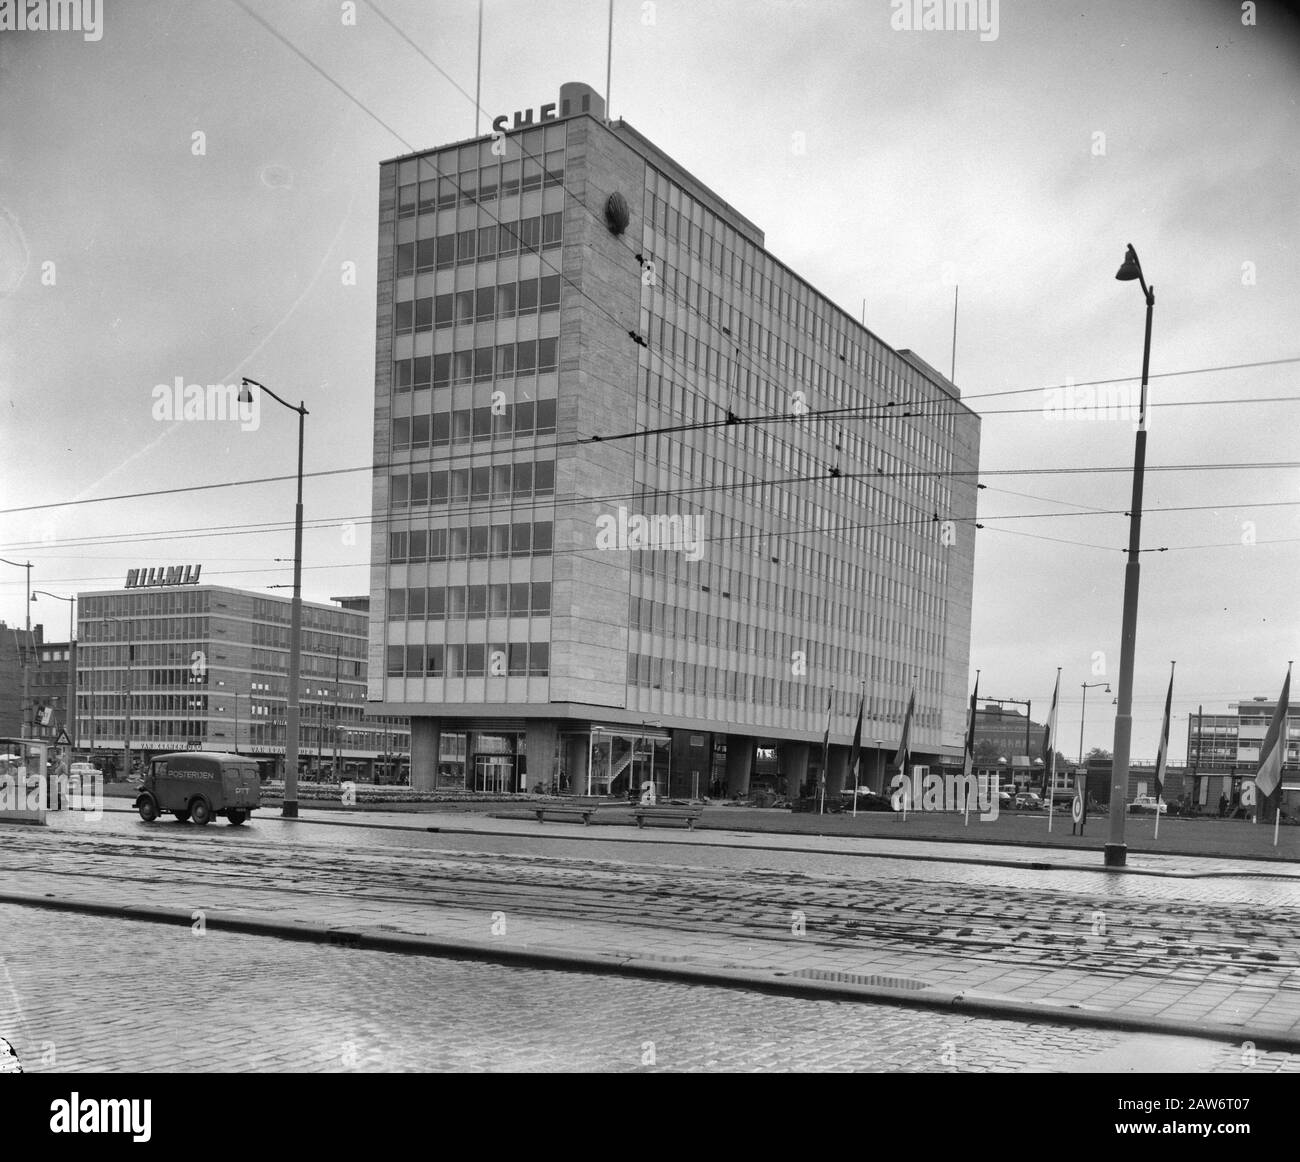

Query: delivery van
left=136, top=752, right=260, bottom=826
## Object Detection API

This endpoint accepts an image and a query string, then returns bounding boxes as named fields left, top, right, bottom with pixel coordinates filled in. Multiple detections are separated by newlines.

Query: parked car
left=1128, top=795, right=1167, bottom=815
left=1014, top=792, right=1043, bottom=810
left=843, top=789, right=894, bottom=812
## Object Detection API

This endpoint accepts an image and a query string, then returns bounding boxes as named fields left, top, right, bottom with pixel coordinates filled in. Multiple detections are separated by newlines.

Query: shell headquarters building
left=370, top=82, right=980, bottom=800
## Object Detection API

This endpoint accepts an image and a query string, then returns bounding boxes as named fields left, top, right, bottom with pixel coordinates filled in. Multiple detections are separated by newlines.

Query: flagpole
left=1046, top=668, right=1061, bottom=834
left=852, top=680, right=864, bottom=818
left=820, top=684, right=834, bottom=817
left=964, top=669, right=980, bottom=827
left=475, top=0, right=484, bottom=136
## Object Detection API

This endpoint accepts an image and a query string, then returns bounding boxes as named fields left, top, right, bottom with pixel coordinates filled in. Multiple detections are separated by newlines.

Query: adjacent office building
left=1186, top=697, right=1300, bottom=811
left=371, top=82, right=981, bottom=798
left=75, top=577, right=409, bottom=779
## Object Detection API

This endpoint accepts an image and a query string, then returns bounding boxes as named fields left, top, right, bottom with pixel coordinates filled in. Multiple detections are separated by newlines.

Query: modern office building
left=75, top=577, right=409, bottom=779
left=371, top=81, right=981, bottom=798
left=1185, top=697, right=1299, bottom=812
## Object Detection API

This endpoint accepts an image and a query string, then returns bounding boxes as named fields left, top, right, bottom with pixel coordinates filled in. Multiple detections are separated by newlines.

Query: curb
left=2, top=889, right=1296, bottom=1052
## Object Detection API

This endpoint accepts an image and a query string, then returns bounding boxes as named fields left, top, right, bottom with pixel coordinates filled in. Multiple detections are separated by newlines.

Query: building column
left=563, top=732, right=590, bottom=796
left=777, top=741, right=810, bottom=798
left=825, top=745, right=849, bottom=799
left=410, top=718, right=440, bottom=792
left=724, top=734, right=755, bottom=797
left=525, top=721, right=558, bottom=794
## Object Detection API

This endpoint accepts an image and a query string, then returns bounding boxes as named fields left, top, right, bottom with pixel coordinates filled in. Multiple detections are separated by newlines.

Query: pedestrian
left=1218, top=792, right=1228, bottom=818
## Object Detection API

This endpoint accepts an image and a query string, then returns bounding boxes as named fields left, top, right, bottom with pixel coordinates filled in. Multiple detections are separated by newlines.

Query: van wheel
left=190, top=798, right=212, bottom=826
left=226, top=810, right=247, bottom=826
left=137, top=796, right=158, bottom=823
left=172, top=810, right=190, bottom=823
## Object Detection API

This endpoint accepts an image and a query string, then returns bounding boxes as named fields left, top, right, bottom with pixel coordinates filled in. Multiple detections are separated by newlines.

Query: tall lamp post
left=240, top=377, right=308, bottom=819
left=32, top=591, right=76, bottom=749
left=2, top=558, right=32, bottom=738
left=1105, top=244, right=1155, bottom=868
left=1079, top=681, right=1111, bottom=764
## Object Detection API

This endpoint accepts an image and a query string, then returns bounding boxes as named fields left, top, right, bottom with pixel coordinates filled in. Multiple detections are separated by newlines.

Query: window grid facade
left=371, top=91, right=978, bottom=776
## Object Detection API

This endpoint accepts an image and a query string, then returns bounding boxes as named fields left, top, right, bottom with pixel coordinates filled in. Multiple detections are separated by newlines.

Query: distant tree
left=1085, top=747, right=1113, bottom=762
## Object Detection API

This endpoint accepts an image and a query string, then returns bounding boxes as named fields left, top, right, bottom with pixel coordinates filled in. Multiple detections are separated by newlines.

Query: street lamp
left=31, top=591, right=76, bottom=749
left=2, top=558, right=32, bottom=738
left=240, top=377, right=308, bottom=819
left=1105, top=244, right=1155, bottom=868
left=1079, top=681, right=1112, bottom=764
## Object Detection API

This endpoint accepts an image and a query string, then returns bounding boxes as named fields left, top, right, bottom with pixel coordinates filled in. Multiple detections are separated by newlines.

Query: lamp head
left=1115, top=245, right=1142, bottom=282
left=237, top=382, right=256, bottom=405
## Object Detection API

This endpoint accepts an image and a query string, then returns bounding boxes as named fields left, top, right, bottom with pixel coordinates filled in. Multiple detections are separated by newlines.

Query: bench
left=534, top=797, right=603, bottom=826
left=633, top=804, right=704, bottom=830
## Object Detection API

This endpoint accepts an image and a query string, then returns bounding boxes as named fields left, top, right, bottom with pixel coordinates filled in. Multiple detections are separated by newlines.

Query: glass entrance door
left=473, top=754, right=514, bottom=793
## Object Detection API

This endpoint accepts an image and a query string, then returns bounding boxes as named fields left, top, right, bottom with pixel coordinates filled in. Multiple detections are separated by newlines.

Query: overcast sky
left=1, top=0, right=1297, bottom=762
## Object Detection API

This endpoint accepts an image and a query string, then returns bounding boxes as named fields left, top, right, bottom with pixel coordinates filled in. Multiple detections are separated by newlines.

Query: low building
left=75, top=576, right=409, bottom=780
left=1186, top=697, right=1300, bottom=815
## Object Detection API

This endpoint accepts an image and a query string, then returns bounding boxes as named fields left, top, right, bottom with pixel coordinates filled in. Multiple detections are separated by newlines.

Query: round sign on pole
left=1071, top=793, right=1084, bottom=825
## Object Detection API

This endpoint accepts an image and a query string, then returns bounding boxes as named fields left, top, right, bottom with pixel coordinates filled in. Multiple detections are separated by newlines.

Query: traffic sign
left=53, top=728, right=71, bottom=746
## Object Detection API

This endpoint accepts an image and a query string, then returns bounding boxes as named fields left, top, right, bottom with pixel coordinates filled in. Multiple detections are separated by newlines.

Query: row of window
left=82, top=591, right=212, bottom=619
left=387, top=582, right=551, bottom=620
left=390, top=460, right=556, bottom=508
left=395, top=275, right=561, bottom=332
left=393, top=337, right=559, bottom=390
left=390, top=521, right=553, bottom=562
left=247, top=598, right=365, bottom=634
left=397, top=153, right=566, bottom=216
left=626, top=653, right=937, bottom=728
left=387, top=642, right=550, bottom=678
left=395, top=213, right=562, bottom=275
left=628, top=554, right=944, bottom=676
left=84, top=617, right=209, bottom=643
left=392, top=401, right=557, bottom=451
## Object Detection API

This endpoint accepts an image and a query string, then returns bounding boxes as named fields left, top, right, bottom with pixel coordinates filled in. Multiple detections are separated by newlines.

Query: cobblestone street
left=2, top=807, right=1299, bottom=1070
left=2, top=904, right=1294, bottom=1073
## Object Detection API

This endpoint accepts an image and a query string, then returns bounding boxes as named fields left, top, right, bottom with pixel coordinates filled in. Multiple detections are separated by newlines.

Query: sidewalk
left=15, top=801, right=1300, bottom=1052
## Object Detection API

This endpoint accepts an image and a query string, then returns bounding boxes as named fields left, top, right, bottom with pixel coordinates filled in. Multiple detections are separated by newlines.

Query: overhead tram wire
left=9, top=489, right=1300, bottom=568
left=5, top=457, right=1300, bottom=520
left=235, top=3, right=1300, bottom=521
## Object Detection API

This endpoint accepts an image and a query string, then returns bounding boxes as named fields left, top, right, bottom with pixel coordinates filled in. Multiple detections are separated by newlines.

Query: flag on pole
left=1255, top=665, right=1292, bottom=812
left=892, top=688, right=916, bottom=773
left=963, top=673, right=979, bottom=823
left=819, top=686, right=834, bottom=808
left=1042, top=671, right=1060, bottom=795
left=847, top=692, right=864, bottom=793
left=1154, top=664, right=1174, bottom=802
left=963, top=674, right=979, bottom=780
